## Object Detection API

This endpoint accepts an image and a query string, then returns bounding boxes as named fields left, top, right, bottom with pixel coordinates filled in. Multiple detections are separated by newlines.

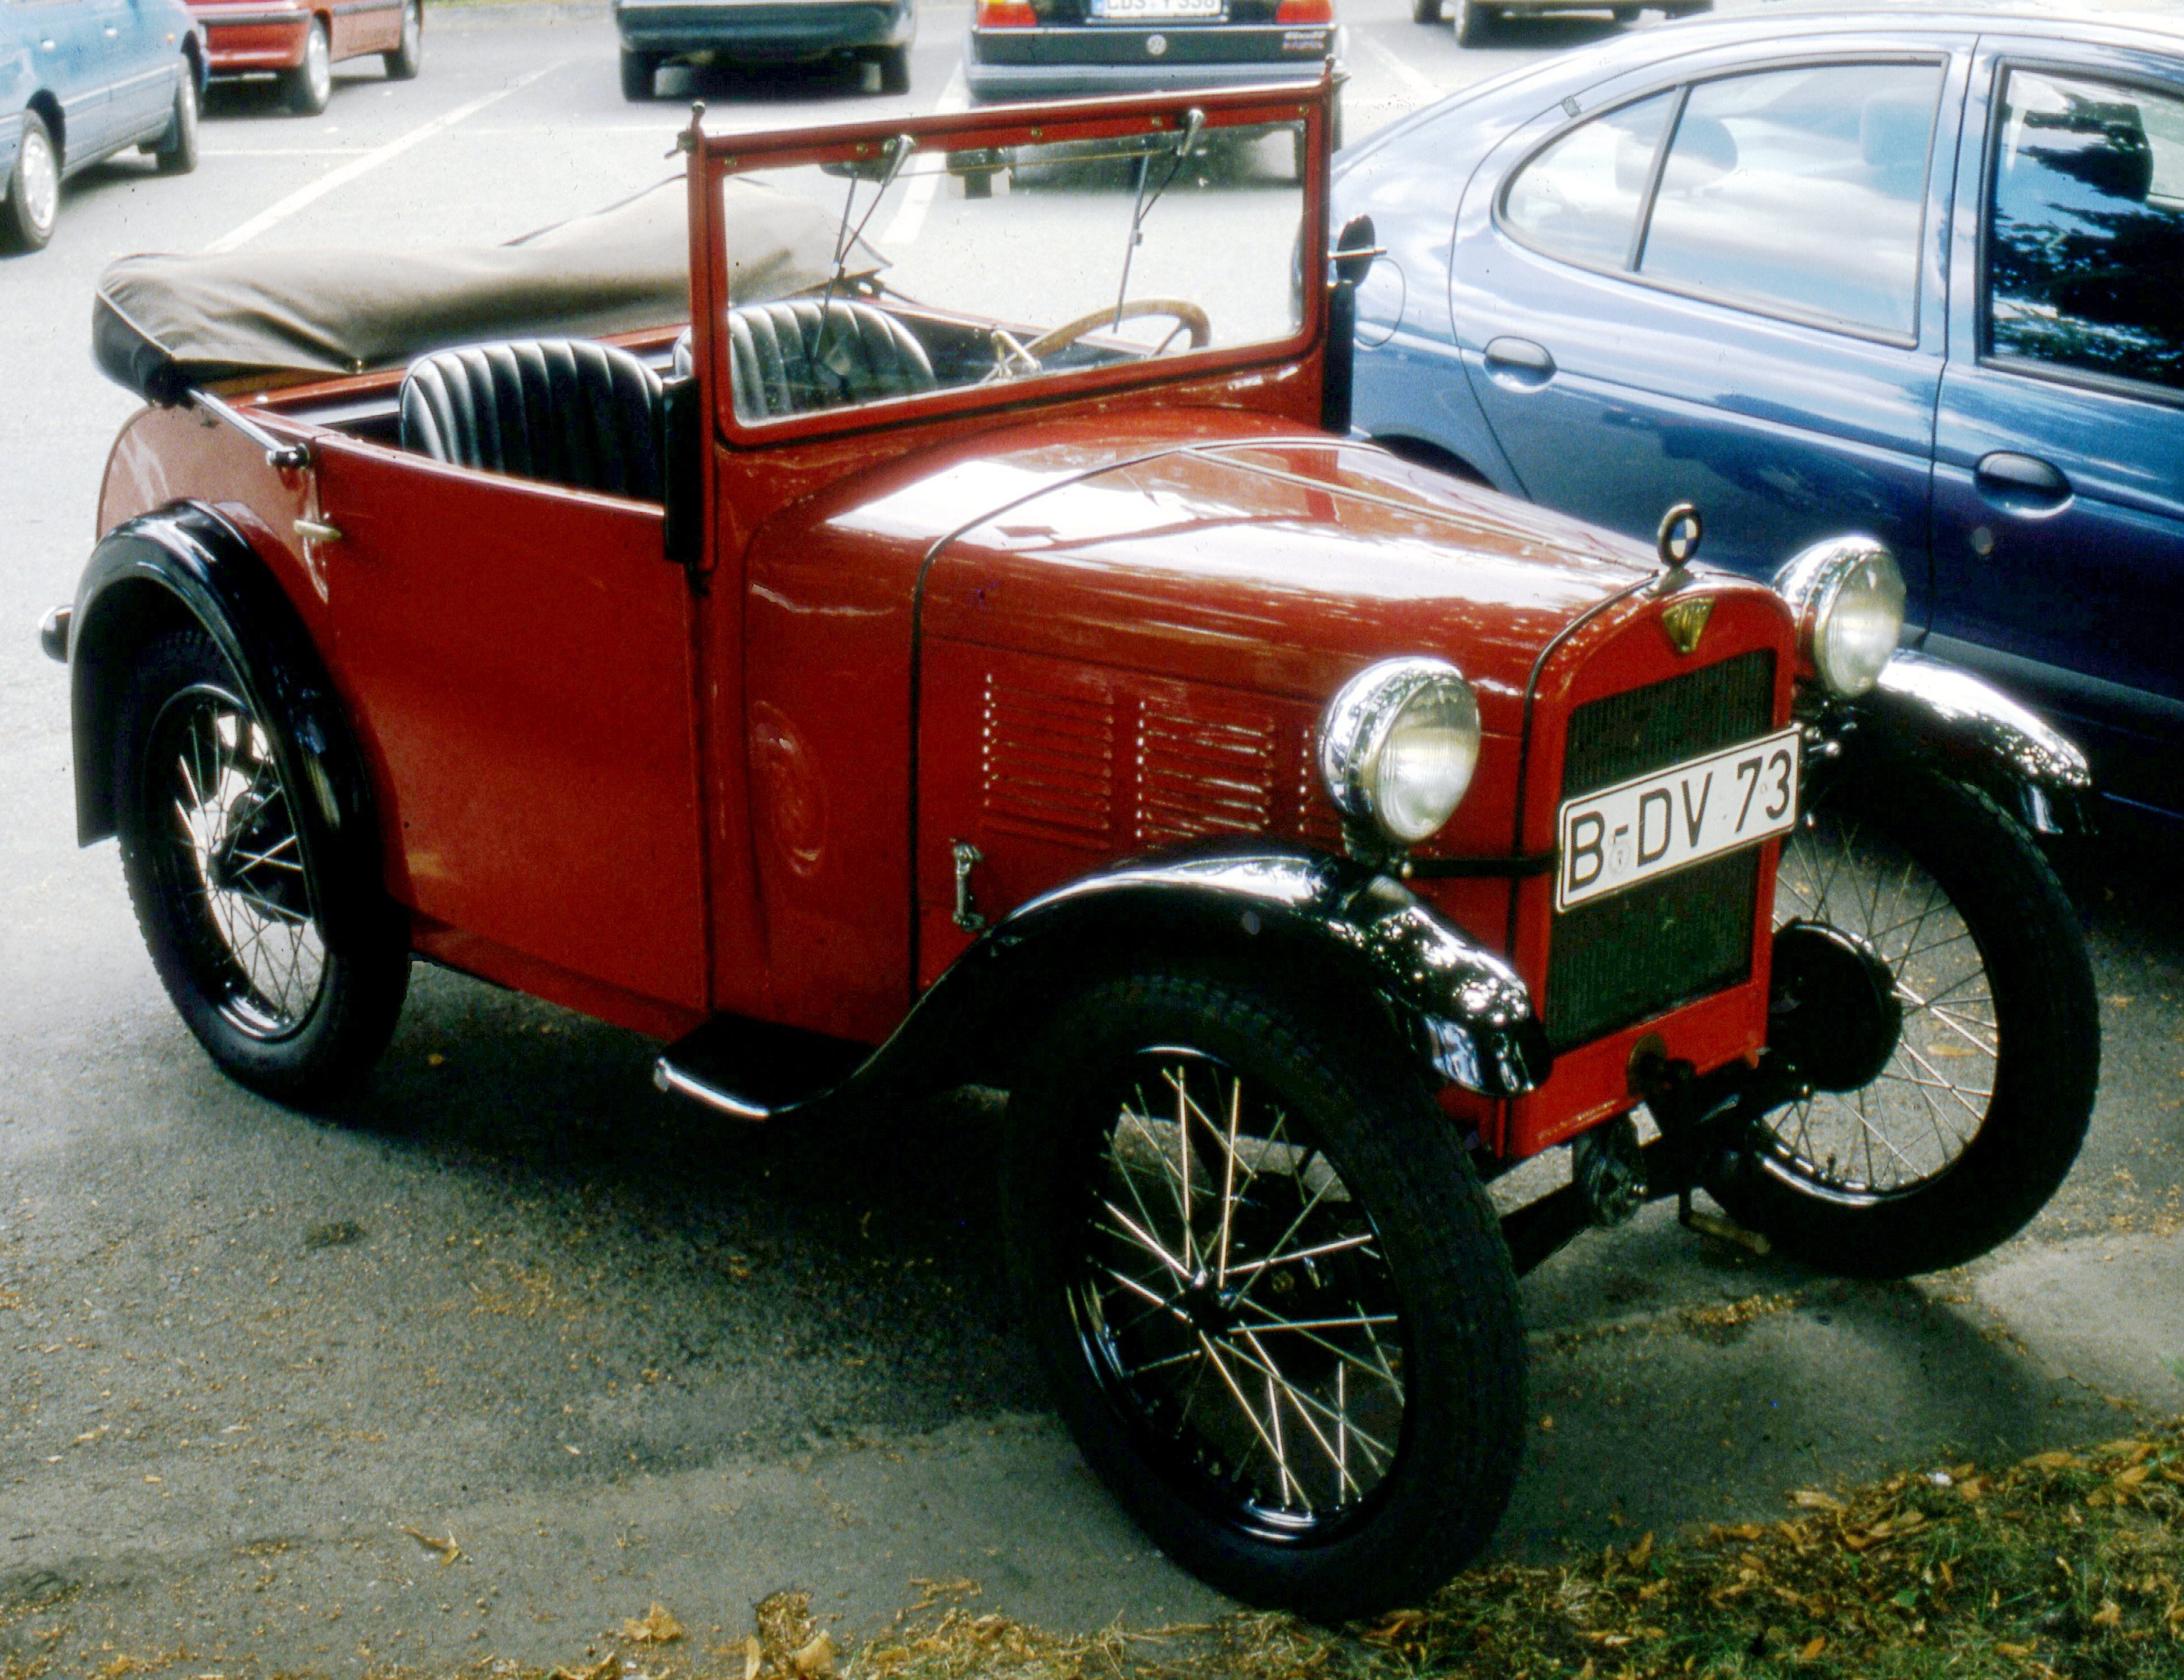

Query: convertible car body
left=50, top=79, right=2100, bottom=1617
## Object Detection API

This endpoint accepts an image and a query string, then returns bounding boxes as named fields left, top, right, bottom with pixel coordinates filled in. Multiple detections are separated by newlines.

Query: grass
left=5, top=1422, right=2179, bottom=1680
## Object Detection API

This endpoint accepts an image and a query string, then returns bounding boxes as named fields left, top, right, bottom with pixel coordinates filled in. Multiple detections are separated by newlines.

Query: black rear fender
left=68, top=503, right=389, bottom=955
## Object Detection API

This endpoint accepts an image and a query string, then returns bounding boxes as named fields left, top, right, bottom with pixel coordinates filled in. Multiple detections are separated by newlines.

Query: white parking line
left=206, top=61, right=570, bottom=253
left=879, top=65, right=970, bottom=248
left=1356, top=31, right=1451, bottom=105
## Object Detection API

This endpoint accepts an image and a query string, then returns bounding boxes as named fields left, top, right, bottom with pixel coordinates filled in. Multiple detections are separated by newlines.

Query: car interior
left=269, top=287, right=1167, bottom=505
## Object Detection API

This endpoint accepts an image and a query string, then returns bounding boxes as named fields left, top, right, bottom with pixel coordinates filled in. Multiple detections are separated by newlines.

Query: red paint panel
left=309, top=436, right=710, bottom=1019
left=198, top=20, right=310, bottom=73
left=920, top=444, right=1656, bottom=735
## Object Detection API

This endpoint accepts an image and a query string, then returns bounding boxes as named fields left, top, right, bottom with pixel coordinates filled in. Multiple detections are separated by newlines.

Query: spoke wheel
left=144, top=681, right=327, bottom=1039
left=1710, top=766, right=2098, bottom=1276
left=1006, top=970, right=1524, bottom=1619
left=114, top=626, right=408, bottom=1104
left=1073, top=1049, right=1408, bottom=1540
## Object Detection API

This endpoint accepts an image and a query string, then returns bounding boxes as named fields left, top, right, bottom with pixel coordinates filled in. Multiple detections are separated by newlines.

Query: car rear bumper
left=615, top=0, right=914, bottom=58
left=196, top=11, right=311, bottom=73
left=966, top=24, right=1339, bottom=101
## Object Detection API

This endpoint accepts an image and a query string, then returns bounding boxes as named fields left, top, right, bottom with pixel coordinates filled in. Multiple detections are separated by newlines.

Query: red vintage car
left=48, top=79, right=2099, bottom=1618
left=190, top=0, right=418, bottom=115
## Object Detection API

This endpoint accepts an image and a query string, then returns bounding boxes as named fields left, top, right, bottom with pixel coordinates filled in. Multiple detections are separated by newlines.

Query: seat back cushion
left=726, top=299, right=936, bottom=420
left=400, top=338, right=665, bottom=501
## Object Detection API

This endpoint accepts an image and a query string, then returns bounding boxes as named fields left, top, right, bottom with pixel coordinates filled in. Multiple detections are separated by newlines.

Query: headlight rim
left=1773, top=534, right=1907, bottom=699
left=1318, top=655, right=1482, bottom=849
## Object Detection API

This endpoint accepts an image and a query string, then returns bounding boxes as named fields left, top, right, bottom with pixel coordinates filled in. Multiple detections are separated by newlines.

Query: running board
left=652, top=1015, right=874, bottom=1123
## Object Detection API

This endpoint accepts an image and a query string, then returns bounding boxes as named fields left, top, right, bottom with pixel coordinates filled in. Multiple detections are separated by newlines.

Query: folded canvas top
left=93, top=176, right=880, bottom=400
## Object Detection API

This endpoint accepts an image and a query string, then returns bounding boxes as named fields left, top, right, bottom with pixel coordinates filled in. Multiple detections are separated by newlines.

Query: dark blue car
left=1337, top=7, right=2183, bottom=818
left=3, top=0, right=203, bottom=252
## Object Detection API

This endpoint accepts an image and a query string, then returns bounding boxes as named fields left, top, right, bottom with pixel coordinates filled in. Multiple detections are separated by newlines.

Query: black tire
left=619, top=46, right=659, bottom=102
left=1612, top=4, right=1639, bottom=19
left=1710, top=767, right=2098, bottom=1277
left=961, top=167, right=993, bottom=199
left=112, top=626, right=409, bottom=1106
left=383, top=0, right=421, bottom=79
left=2, top=107, right=59, bottom=254
left=1452, top=0, right=1494, bottom=48
left=284, top=17, right=332, bottom=115
left=875, top=44, right=910, bottom=94
left=1411, top=0, right=1443, bottom=20
left=1004, top=970, right=1526, bottom=1620
left=153, top=64, right=199, bottom=175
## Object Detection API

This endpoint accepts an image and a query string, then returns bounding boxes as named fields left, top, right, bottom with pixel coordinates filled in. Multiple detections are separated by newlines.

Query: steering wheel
left=1014, top=298, right=1213, bottom=370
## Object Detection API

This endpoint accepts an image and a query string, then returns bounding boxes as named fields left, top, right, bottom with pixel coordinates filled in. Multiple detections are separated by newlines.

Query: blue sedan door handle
left=1483, top=336, right=1557, bottom=390
left=1974, top=451, right=2072, bottom=509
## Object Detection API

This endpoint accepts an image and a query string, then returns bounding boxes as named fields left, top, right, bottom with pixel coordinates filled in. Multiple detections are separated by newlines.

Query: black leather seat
left=722, top=300, right=935, bottom=419
left=399, top=338, right=664, bottom=501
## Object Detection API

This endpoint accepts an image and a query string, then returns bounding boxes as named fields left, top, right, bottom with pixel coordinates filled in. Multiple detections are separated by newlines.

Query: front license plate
left=1555, top=728, right=1801, bottom=911
left=1091, top=0, right=1224, bottom=18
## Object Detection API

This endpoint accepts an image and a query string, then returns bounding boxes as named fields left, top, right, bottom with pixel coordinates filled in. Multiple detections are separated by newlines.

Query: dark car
left=615, top=0, right=916, bottom=99
left=962, top=0, right=1343, bottom=177
left=2, top=0, right=202, bottom=252
left=188, top=0, right=420, bottom=118
left=1414, top=0, right=1710, bottom=52
left=1337, top=5, right=2184, bottom=821
left=48, top=82, right=2099, bottom=1617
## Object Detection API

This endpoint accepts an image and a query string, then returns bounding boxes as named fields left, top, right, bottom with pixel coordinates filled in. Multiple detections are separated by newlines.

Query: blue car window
left=1501, top=92, right=1675, bottom=270
left=1636, top=62, right=1944, bottom=338
left=1987, top=68, right=2184, bottom=392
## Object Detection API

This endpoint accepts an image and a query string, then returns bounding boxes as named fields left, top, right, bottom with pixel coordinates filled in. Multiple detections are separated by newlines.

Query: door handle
left=104, top=24, right=119, bottom=36
left=1483, top=336, right=1556, bottom=389
left=1974, top=451, right=2071, bottom=506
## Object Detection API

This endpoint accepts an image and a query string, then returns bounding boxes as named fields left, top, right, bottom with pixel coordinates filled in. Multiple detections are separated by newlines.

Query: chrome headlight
left=1318, top=657, right=1482, bottom=846
left=1773, top=536, right=1907, bottom=698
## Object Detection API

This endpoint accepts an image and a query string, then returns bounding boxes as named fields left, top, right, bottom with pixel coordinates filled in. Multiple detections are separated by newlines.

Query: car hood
left=909, top=425, right=1660, bottom=735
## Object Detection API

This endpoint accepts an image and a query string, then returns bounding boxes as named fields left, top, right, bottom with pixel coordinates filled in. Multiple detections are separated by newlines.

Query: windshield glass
left=711, top=112, right=1309, bottom=427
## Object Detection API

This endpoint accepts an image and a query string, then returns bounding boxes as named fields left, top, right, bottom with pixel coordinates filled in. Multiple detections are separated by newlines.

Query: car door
left=1449, top=42, right=1970, bottom=627
left=16, top=0, right=113, bottom=160
left=308, top=439, right=713, bottom=1027
left=1928, top=38, right=2184, bottom=810
left=103, top=0, right=178, bottom=144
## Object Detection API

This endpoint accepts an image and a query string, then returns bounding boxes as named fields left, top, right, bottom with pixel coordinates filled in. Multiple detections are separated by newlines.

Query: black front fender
left=1821, top=650, right=2098, bottom=839
left=68, top=503, right=388, bottom=955
left=883, top=839, right=1551, bottom=1102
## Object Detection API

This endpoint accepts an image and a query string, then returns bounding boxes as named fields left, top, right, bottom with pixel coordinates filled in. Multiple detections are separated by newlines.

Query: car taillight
left=977, top=0, right=1039, bottom=24
left=1275, top=0, right=1335, bottom=20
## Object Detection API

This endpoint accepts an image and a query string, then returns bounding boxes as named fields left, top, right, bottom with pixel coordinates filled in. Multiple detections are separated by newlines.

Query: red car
left=49, top=81, right=2098, bottom=1617
left=190, top=0, right=419, bottom=114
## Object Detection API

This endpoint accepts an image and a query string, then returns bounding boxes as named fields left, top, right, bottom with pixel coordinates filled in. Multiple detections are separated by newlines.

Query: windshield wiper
left=810, top=133, right=916, bottom=393
left=1113, top=108, right=1204, bottom=332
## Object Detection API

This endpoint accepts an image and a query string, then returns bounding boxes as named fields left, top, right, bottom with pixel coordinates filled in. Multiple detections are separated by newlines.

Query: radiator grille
left=1545, top=651, right=1776, bottom=1049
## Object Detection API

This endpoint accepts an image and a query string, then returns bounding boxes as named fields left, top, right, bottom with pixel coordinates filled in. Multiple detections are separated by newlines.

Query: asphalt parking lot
left=2, top=1, right=2181, bottom=1673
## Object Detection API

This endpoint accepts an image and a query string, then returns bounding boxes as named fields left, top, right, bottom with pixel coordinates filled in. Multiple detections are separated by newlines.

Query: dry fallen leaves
left=622, top=1603, right=685, bottom=1644
left=400, top=1525, right=462, bottom=1566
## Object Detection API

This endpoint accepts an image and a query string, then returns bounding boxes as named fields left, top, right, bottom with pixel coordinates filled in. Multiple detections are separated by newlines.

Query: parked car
left=188, top=0, right=418, bottom=117
left=2, top=0, right=201, bottom=252
left=48, top=81, right=2098, bottom=1617
left=958, top=0, right=1342, bottom=183
left=1415, top=0, right=1709, bottom=51
left=614, top=0, right=914, bottom=100
left=1339, top=6, right=2184, bottom=820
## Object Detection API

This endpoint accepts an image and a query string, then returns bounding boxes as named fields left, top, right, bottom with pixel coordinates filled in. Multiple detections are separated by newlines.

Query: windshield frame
left=688, top=78, right=1337, bottom=448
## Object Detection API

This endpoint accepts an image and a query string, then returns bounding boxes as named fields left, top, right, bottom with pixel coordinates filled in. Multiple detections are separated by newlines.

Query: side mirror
left=660, top=374, right=703, bottom=567
left=1332, top=213, right=1380, bottom=288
